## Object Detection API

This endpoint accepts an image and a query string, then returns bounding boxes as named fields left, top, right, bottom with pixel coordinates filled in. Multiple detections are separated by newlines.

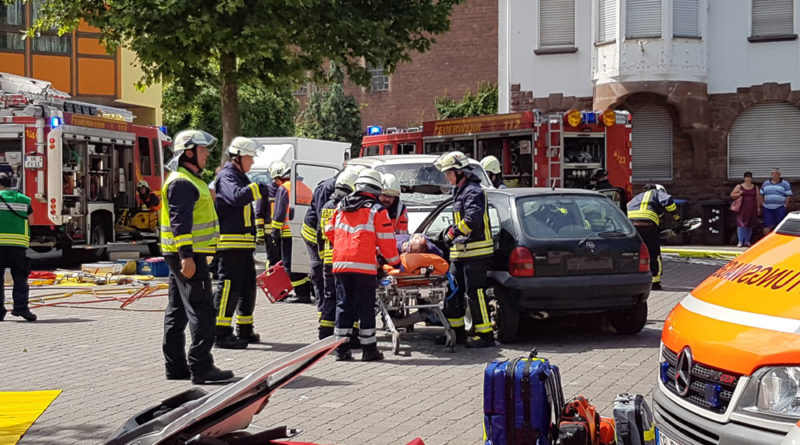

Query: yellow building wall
left=118, top=48, right=162, bottom=126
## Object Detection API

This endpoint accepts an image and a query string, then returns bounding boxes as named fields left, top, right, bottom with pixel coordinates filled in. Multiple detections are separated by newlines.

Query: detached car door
left=289, top=161, right=340, bottom=274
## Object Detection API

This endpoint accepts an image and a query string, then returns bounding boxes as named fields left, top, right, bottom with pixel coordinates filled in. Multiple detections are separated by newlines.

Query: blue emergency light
left=367, top=125, right=383, bottom=136
left=159, top=125, right=168, bottom=135
left=50, top=116, right=62, bottom=129
left=581, top=111, right=597, bottom=124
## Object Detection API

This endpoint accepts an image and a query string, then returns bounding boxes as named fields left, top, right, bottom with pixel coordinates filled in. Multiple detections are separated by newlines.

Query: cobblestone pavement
left=1, top=257, right=724, bottom=445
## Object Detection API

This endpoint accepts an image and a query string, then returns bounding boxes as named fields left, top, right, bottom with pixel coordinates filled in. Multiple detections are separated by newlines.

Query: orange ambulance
left=654, top=212, right=800, bottom=444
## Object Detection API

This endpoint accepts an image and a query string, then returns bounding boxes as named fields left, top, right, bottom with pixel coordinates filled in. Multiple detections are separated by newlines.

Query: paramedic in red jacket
left=325, top=168, right=400, bottom=362
left=379, top=173, right=409, bottom=235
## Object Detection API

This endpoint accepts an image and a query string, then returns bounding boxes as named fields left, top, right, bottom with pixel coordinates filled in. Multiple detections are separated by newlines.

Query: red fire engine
left=361, top=110, right=633, bottom=195
left=0, top=72, right=171, bottom=257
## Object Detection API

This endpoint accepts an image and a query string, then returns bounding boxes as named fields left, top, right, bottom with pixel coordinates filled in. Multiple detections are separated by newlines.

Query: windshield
left=373, top=162, right=491, bottom=199
left=517, top=195, right=635, bottom=239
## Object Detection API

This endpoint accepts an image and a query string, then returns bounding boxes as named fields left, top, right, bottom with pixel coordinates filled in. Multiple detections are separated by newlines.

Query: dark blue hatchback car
left=416, top=188, right=652, bottom=342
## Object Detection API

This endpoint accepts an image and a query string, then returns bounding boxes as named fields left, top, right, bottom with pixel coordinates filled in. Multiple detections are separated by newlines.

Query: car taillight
left=638, top=242, right=650, bottom=273
left=509, top=247, right=534, bottom=277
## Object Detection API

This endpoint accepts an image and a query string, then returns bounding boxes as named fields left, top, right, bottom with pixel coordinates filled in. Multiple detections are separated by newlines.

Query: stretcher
left=376, top=253, right=455, bottom=355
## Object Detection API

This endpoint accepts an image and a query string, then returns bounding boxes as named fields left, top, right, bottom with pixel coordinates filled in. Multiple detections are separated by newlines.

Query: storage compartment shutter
left=632, top=105, right=672, bottom=182
left=540, top=0, right=575, bottom=47
left=598, top=0, right=616, bottom=42
left=673, top=0, right=699, bottom=37
left=752, top=0, right=793, bottom=36
left=626, top=0, right=661, bottom=38
left=728, top=103, right=800, bottom=179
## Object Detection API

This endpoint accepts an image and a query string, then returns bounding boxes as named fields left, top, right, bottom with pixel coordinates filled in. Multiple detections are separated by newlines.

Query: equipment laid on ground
left=612, top=393, right=655, bottom=445
left=483, top=349, right=565, bottom=445
left=256, top=261, right=292, bottom=303
left=556, top=395, right=601, bottom=445
left=376, top=255, right=455, bottom=354
left=0, top=72, right=171, bottom=257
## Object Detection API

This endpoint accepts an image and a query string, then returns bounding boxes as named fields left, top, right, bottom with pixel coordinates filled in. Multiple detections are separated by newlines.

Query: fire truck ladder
left=546, top=114, right=563, bottom=188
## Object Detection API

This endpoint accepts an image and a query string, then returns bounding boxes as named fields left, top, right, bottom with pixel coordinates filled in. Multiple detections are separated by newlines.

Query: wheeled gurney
left=376, top=253, right=455, bottom=355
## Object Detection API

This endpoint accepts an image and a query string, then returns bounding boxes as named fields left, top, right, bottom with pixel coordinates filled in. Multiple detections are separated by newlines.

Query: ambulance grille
left=777, top=217, right=800, bottom=235
left=661, top=347, right=741, bottom=414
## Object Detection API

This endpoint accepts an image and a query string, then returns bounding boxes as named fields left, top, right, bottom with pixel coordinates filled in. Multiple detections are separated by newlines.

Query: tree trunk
left=220, top=53, right=241, bottom=162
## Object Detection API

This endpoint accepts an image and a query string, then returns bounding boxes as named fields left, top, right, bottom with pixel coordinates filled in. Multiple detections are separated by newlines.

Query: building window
left=30, top=0, right=71, bottom=54
left=626, top=0, right=661, bottom=39
left=538, top=0, right=575, bottom=50
left=0, top=0, right=24, bottom=51
left=368, top=63, right=389, bottom=92
left=673, top=0, right=699, bottom=38
left=597, top=0, right=616, bottom=43
left=293, top=83, right=308, bottom=96
left=728, top=103, right=800, bottom=179
left=751, top=0, right=794, bottom=39
left=632, top=105, right=673, bottom=182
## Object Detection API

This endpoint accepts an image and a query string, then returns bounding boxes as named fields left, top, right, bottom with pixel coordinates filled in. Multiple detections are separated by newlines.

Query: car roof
left=351, top=154, right=482, bottom=166
left=487, top=187, right=608, bottom=197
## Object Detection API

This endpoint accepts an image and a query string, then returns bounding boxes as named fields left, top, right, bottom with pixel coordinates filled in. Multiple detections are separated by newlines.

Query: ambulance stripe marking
left=680, top=294, right=800, bottom=334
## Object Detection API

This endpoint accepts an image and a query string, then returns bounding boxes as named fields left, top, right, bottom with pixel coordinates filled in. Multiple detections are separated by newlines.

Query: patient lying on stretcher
left=383, top=234, right=449, bottom=276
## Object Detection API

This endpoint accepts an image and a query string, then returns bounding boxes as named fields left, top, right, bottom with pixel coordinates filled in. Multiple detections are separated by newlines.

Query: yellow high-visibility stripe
left=448, top=317, right=465, bottom=328
left=217, top=280, right=231, bottom=321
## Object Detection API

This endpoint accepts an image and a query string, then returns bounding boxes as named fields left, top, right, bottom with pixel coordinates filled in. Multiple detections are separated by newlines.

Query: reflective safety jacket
left=627, top=189, right=679, bottom=226
left=0, top=189, right=31, bottom=248
left=449, top=175, right=493, bottom=260
left=160, top=166, right=219, bottom=256
left=387, top=199, right=409, bottom=234
left=325, top=192, right=400, bottom=275
left=270, top=181, right=313, bottom=237
left=302, top=176, right=336, bottom=246
left=214, top=162, right=263, bottom=250
left=319, top=187, right=349, bottom=265
left=255, top=181, right=278, bottom=238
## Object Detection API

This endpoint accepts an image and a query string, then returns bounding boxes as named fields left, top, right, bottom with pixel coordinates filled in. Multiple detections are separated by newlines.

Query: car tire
left=609, top=301, right=648, bottom=335
left=488, top=287, right=520, bottom=343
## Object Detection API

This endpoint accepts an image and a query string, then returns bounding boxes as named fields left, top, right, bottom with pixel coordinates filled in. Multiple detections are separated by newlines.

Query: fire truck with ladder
left=361, top=109, right=633, bottom=197
left=0, top=72, right=171, bottom=258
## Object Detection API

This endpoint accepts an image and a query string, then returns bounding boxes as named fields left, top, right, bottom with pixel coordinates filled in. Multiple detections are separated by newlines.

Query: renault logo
left=676, top=346, right=693, bottom=397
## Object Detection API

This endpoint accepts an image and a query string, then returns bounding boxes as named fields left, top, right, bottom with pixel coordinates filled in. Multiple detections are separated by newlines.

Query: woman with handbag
left=730, top=171, right=761, bottom=247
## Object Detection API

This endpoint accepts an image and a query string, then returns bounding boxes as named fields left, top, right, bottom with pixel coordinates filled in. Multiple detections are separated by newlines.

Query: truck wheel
left=89, top=216, right=110, bottom=261
left=488, top=287, right=519, bottom=343
left=609, top=302, right=648, bottom=335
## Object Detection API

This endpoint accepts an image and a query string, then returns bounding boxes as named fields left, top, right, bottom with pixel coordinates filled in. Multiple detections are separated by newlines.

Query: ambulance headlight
left=736, top=367, right=800, bottom=420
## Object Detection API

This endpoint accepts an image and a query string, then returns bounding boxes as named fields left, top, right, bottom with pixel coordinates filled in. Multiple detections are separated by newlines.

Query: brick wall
left=340, top=0, right=498, bottom=129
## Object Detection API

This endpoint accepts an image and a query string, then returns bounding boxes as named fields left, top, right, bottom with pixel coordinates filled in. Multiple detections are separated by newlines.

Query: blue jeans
left=737, top=227, right=753, bottom=245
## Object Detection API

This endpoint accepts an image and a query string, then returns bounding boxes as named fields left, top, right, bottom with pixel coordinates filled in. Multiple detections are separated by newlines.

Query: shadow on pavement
left=22, top=422, right=108, bottom=443
left=13, top=317, right=95, bottom=324
left=284, top=375, right=355, bottom=389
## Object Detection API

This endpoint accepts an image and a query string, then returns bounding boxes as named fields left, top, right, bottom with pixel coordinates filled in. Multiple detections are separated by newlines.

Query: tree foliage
left=296, top=65, right=362, bottom=158
left=435, top=82, right=498, bottom=119
left=23, top=0, right=464, bottom=147
left=162, top=81, right=297, bottom=181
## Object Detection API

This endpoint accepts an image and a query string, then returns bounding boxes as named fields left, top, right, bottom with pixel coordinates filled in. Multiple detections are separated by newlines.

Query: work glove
left=439, top=226, right=457, bottom=246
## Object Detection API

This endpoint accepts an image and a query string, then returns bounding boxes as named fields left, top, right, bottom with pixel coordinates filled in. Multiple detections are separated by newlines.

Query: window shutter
left=752, top=0, right=793, bottom=36
left=626, top=0, right=661, bottom=38
left=540, top=0, right=576, bottom=47
left=632, top=105, right=673, bottom=182
left=728, top=103, right=800, bottom=179
left=673, top=0, right=699, bottom=37
left=598, top=0, right=616, bottom=42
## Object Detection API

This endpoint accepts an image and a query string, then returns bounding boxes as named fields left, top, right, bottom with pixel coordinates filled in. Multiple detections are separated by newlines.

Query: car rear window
left=517, top=195, right=635, bottom=239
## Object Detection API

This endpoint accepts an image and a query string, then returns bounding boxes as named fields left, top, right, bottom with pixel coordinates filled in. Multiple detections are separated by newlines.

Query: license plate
left=24, top=155, right=43, bottom=168
left=656, top=427, right=680, bottom=445
left=566, top=256, right=613, bottom=271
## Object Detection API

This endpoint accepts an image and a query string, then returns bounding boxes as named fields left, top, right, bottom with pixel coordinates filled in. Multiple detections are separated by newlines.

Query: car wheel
left=609, top=302, right=648, bottom=335
left=89, top=216, right=110, bottom=261
left=488, top=287, right=520, bottom=343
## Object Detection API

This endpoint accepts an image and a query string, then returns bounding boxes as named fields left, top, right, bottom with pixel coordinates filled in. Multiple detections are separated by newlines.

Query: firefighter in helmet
left=435, top=151, right=495, bottom=348
left=137, top=179, right=161, bottom=211
left=160, top=129, right=234, bottom=384
left=269, top=161, right=313, bottom=303
left=212, top=137, right=269, bottom=349
left=480, top=155, right=506, bottom=189
left=325, top=168, right=401, bottom=361
left=627, top=183, right=681, bottom=291
left=379, top=173, right=409, bottom=234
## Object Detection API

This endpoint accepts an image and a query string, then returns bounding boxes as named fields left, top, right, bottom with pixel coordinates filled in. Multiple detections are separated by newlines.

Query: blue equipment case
left=484, top=349, right=565, bottom=445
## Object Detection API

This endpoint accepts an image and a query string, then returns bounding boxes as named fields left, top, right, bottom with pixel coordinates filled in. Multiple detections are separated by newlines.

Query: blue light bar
left=582, top=111, right=597, bottom=124
left=159, top=126, right=168, bottom=135
left=50, top=116, right=62, bottom=129
left=367, top=125, right=383, bottom=136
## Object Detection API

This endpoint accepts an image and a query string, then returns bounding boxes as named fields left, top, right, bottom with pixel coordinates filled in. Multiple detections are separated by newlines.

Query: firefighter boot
left=215, top=332, right=248, bottom=349
left=191, top=366, right=235, bottom=384
left=361, top=344, right=384, bottom=362
left=335, top=345, right=353, bottom=361
left=466, top=332, right=496, bottom=349
left=349, top=327, right=361, bottom=349
left=434, top=326, right=466, bottom=345
left=236, top=324, right=261, bottom=344
left=11, top=309, right=37, bottom=322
